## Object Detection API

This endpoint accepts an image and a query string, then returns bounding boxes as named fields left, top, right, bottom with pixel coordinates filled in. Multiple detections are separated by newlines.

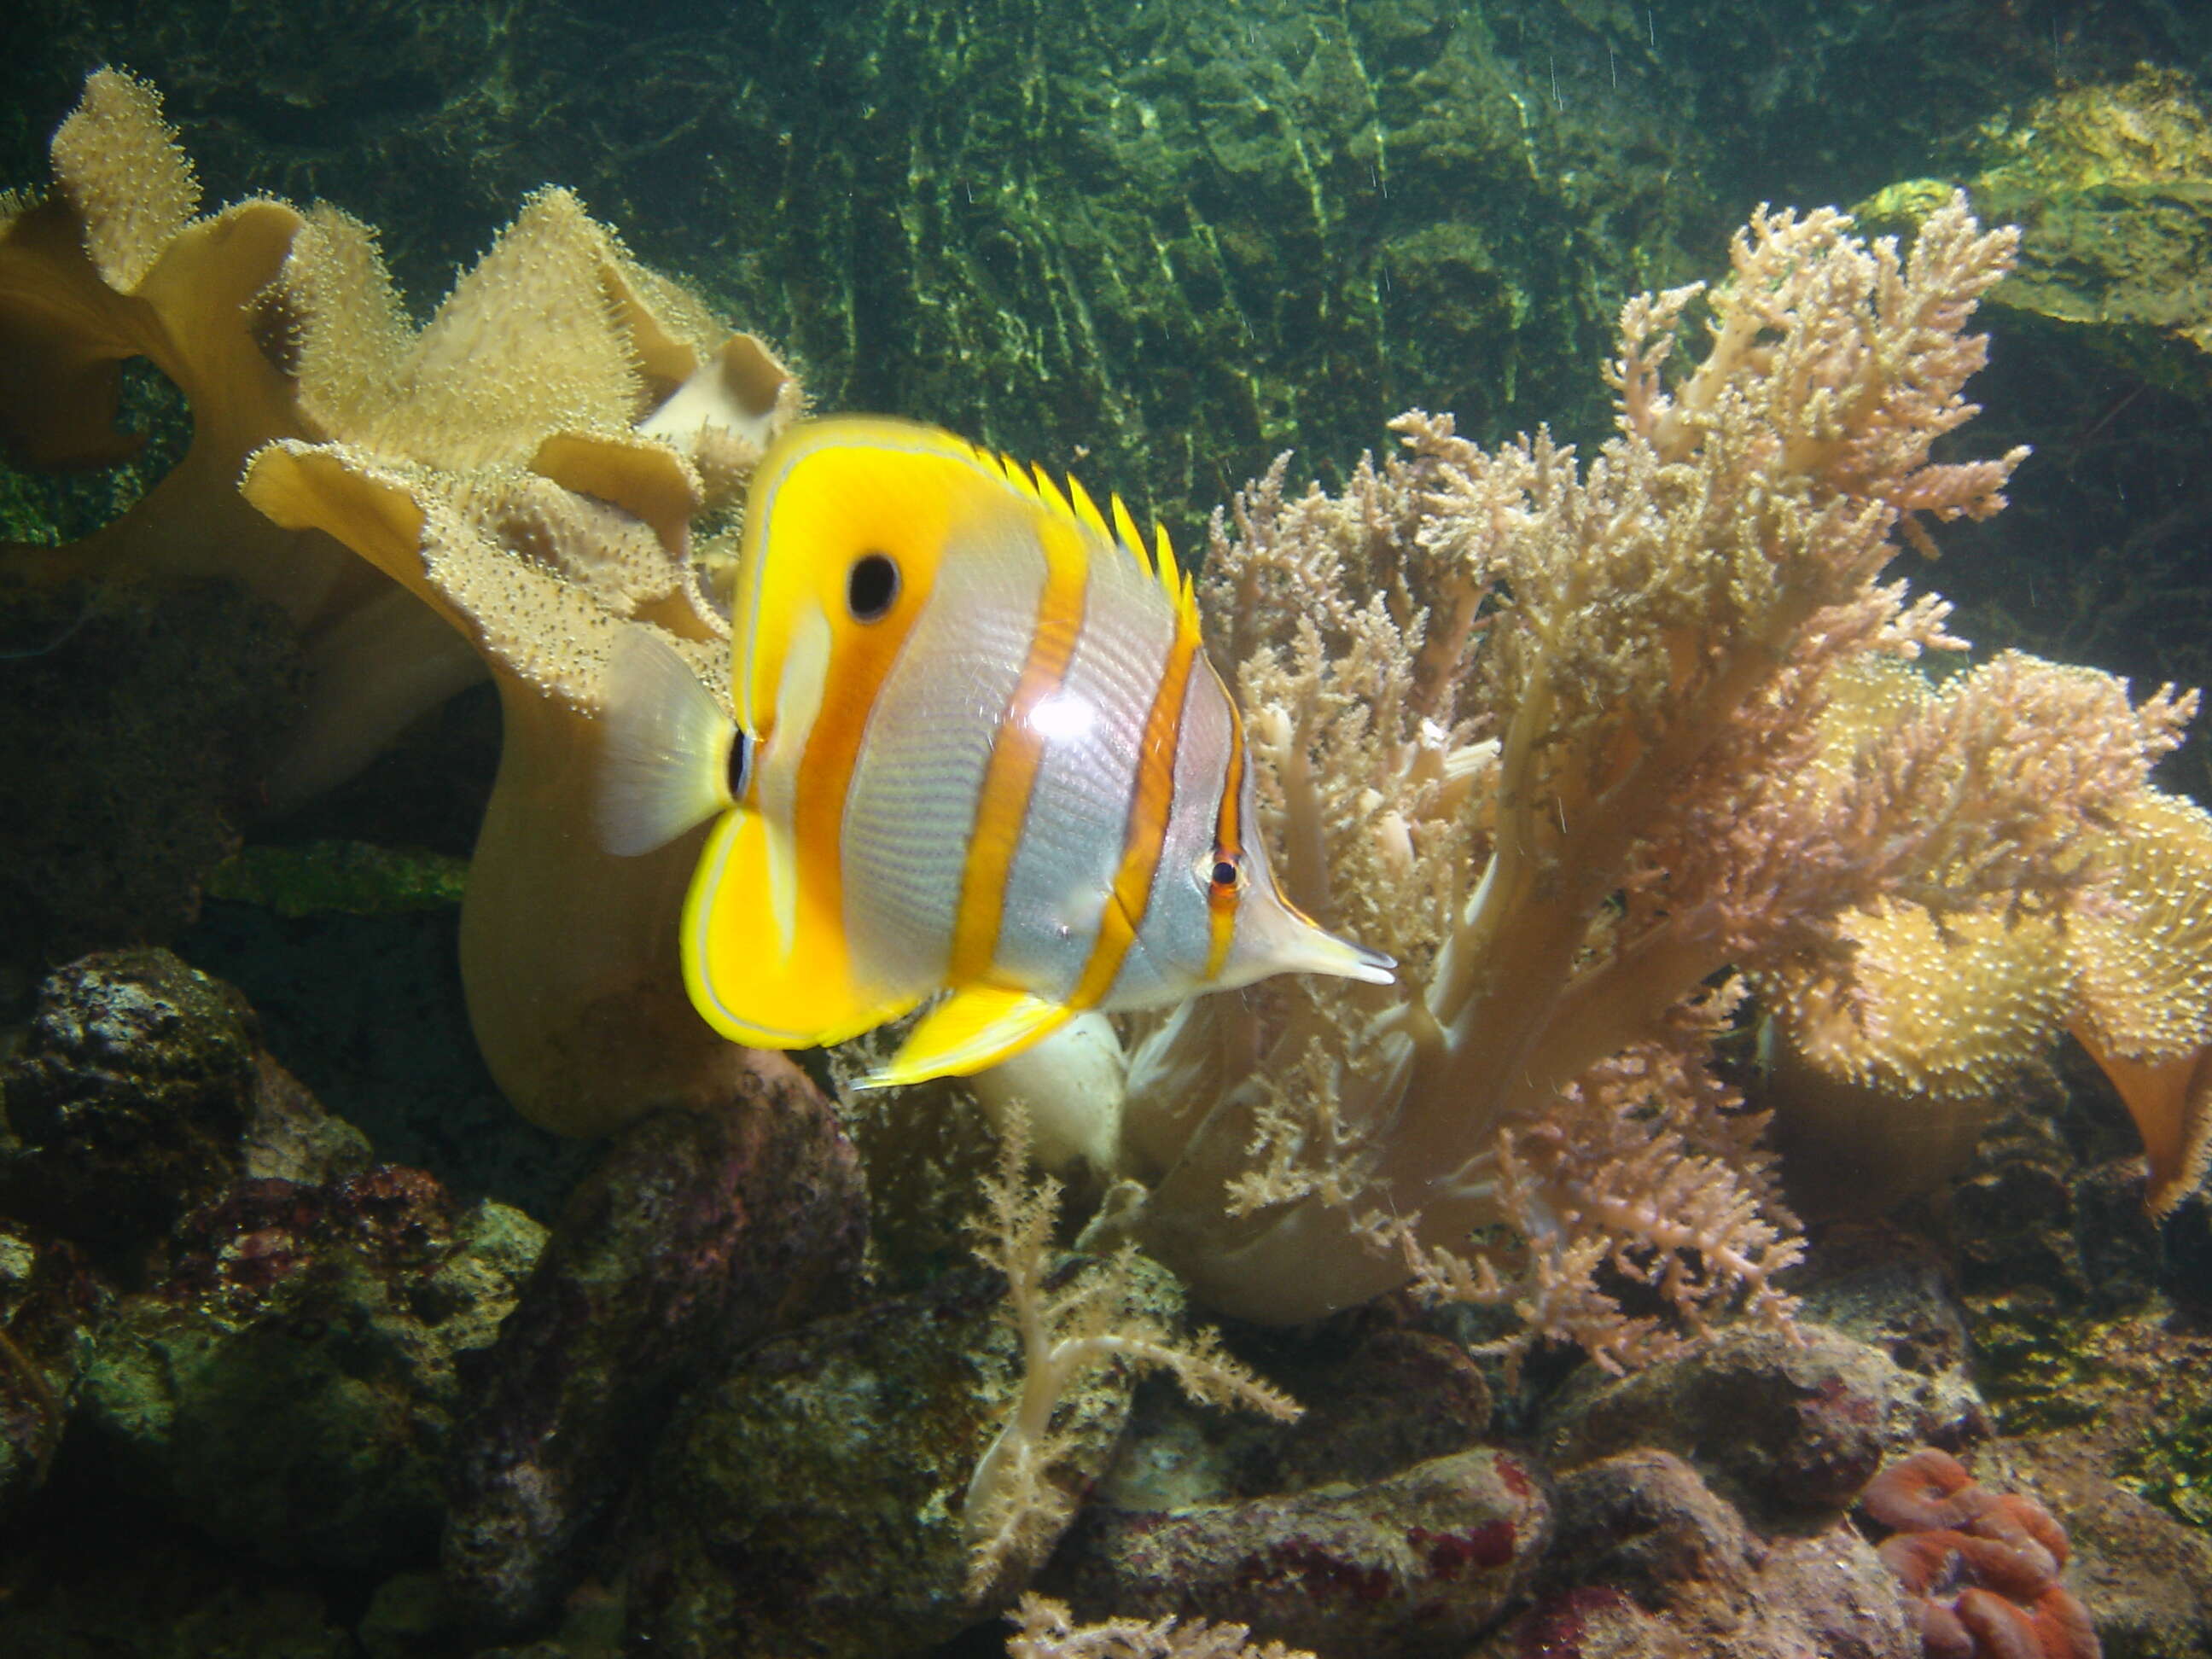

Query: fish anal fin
left=684, top=810, right=917, bottom=1049
left=859, top=985, right=1074, bottom=1088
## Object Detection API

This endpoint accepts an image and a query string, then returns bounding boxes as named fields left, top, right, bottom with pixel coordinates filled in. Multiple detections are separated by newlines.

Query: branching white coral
left=963, top=1109, right=1299, bottom=1598
left=991, top=194, right=2197, bottom=1366
left=1006, top=1594, right=1313, bottom=1659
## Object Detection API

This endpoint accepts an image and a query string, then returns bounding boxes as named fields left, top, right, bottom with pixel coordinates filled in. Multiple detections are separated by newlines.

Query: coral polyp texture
left=2, top=69, right=805, bottom=1134
left=986, top=196, right=2207, bottom=1365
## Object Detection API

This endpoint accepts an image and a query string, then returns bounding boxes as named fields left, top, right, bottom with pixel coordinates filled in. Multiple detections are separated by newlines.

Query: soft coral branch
left=1029, top=195, right=2192, bottom=1355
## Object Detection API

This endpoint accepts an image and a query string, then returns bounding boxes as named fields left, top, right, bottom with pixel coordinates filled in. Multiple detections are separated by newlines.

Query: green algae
left=204, top=841, right=469, bottom=918
left=1971, top=1289, right=2212, bottom=1531
left=1861, top=67, right=2212, bottom=397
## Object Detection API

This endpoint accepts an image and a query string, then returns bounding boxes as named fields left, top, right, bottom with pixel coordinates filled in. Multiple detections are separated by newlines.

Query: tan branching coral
left=1007, top=1595, right=1314, bottom=1659
left=987, top=196, right=2202, bottom=1367
left=6, top=71, right=805, bottom=1134
left=963, top=1109, right=1298, bottom=1599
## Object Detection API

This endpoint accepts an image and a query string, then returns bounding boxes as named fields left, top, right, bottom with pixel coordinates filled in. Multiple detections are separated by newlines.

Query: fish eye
left=1209, top=855, right=1242, bottom=891
left=847, top=551, right=900, bottom=622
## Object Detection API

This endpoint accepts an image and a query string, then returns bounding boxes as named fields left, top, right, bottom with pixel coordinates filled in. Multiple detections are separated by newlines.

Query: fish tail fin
left=597, top=626, right=739, bottom=857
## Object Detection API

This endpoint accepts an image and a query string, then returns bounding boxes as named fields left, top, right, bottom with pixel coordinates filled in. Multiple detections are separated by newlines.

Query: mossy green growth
left=1970, top=1291, right=2130, bottom=1434
left=204, top=841, right=468, bottom=917
left=82, top=1178, right=546, bottom=1575
left=1972, top=1288, right=2212, bottom=1530
left=2127, top=1401, right=2212, bottom=1530
left=1862, top=67, right=2212, bottom=396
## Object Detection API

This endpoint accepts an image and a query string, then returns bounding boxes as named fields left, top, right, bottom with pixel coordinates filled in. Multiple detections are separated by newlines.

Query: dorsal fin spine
left=1109, top=495, right=1149, bottom=569
left=1066, top=474, right=1111, bottom=542
left=1029, top=463, right=1074, bottom=518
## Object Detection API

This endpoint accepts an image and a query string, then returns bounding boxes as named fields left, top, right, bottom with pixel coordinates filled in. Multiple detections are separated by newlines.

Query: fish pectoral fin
left=858, top=986, right=1075, bottom=1089
left=597, top=626, right=737, bottom=857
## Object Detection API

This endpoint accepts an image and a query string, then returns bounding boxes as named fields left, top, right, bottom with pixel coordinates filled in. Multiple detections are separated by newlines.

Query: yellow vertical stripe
left=1068, top=609, right=1203, bottom=1009
left=948, top=520, right=1091, bottom=980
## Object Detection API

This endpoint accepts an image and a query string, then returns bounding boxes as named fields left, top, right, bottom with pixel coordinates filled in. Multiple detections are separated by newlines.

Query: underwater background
left=4, top=0, right=2212, bottom=1655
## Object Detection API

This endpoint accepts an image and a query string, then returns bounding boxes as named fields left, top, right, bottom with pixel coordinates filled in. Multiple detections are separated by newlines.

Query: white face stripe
left=757, top=603, right=831, bottom=959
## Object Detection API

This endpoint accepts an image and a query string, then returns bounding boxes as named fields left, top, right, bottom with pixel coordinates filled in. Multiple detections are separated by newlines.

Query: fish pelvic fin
left=597, top=626, right=738, bottom=858
left=856, top=984, right=1075, bottom=1089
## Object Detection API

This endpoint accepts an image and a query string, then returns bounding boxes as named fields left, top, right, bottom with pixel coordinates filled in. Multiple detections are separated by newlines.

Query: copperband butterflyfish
left=598, top=415, right=1392, bottom=1087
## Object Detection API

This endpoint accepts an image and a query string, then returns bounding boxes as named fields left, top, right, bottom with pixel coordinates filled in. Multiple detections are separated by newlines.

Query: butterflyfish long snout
left=597, top=416, right=1392, bottom=1087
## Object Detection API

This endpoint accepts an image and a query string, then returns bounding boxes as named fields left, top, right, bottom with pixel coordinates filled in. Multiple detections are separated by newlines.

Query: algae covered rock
left=82, top=1167, right=545, bottom=1574
left=1047, top=1445, right=1551, bottom=1659
left=0, top=1220, right=108, bottom=1522
left=1481, top=1450, right=1918, bottom=1659
left=0, top=948, right=370, bottom=1266
left=1536, top=1318, right=1987, bottom=1528
left=444, top=1060, right=868, bottom=1631
left=623, top=1254, right=1161, bottom=1657
left=1864, top=66, right=2212, bottom=395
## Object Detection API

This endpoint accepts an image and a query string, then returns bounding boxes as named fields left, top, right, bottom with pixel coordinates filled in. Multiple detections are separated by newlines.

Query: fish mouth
left=1277, top=924, right=1396, bottom=986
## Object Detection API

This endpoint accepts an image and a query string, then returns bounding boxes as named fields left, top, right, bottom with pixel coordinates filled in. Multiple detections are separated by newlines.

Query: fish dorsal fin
left=736, top=417, right=1198, bottom=736
left=1064, top=472, right=1111, bottom=542
left=858, top=985, right=1074, bottom=1089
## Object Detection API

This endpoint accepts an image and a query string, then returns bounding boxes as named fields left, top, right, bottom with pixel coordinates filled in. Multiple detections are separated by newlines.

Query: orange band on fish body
left=949, top=512, right=1091, bottom=982
left=1070, top=605, right=1203, bottom=1009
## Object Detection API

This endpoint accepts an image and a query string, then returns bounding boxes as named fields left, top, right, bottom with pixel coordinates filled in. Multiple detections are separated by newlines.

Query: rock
left=442, top=1055, right=868, bottom=1631
left=622, top=1254, right=1140, bottom=1659
left=1047, top=1446, right=1549, bottom=1659
left=1479, top=1450, right=1916, bottom=1659
left=0, top=1220, right=108, bottom=1520
left=1537, top=1320, right=1980, bottom=1526
left=1097, top=1320, right=1495, bottom=1512
left=2001, top=1435, right=2212, bottom=1658
left=81, top=1165, right=544, bottom=1574
left=0, top=949, right=369, bottom=1267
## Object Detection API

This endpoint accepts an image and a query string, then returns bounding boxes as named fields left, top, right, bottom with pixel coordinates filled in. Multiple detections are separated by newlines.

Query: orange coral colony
left=1862, top=1448, right=2101, bottom=1659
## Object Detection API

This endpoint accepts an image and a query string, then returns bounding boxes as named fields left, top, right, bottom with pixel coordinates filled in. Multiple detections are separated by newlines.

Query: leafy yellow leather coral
left=3, top=71, right=803, bottom=1135
left=1765, top=727, right=2212, bottom=1217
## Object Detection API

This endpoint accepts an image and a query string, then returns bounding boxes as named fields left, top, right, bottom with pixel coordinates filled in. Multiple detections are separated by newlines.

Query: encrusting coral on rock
left=980, top=195, right=2209, bottom=1371
left=3, top=70, right=804, bottom=1134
